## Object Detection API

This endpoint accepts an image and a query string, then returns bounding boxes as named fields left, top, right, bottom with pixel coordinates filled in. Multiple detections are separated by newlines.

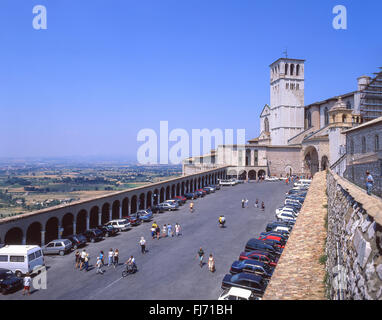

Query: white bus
left=0, top=245, right=45, bottom=277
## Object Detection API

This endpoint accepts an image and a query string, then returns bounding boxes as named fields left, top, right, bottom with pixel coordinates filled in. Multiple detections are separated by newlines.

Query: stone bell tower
left=269, top=57, right=306, bottom=145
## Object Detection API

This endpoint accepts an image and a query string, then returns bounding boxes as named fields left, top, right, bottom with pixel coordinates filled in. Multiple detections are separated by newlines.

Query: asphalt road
left=1, top=181, right=290, bottom=300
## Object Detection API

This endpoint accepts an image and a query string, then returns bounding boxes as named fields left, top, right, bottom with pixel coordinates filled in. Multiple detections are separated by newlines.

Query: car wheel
left=15, top=271, right=22, bottom=278
left=59, top=250, right=64, bottom=256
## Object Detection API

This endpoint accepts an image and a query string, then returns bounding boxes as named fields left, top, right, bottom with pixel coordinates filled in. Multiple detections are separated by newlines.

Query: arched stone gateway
left=258, top=170, right=266, bottom=179
left=5, top=227, right=23, bottom=245
left=166, top=186, right=170, bottom=200
left=146, top=191, right=152, bottom=209
left=176, top=183, right=180, bottom=196
left=131, top=196, right=137, bottom=214
left=139, top=193, right=145, bottom=210
left=248, top=170, right=257, bottom=180
left=181, top=182, right=185, bottom=195
left=227, top=169, right=237, bottom=179
left=89, top=206, right=99, bottom=229
left=304, top=146, right=319, bottom=176
left=238, top=170, right=247, bottom=180
left=285, top=166, right=293, bottom=177
left=46, top=217, right=59, bottom=243
left=112, top=200, right=120, bottom=220
left=26, top=222, right=42, bottom=245
left=171, top=185, right=176, bottom=198
left=62, top=213, right=74, bottom=237
left=122, top=197, right=129, bottom=217
left=76, top=210, right=87, bottom=235
left=102, top=203, right=111, bottom=225
left=321, top=156, right=329, bottom=171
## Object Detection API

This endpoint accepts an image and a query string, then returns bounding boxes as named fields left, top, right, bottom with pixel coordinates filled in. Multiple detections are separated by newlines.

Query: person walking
left=139, top=237, right=146, bottom=254
left=83, top=253, right=90, bottom=271
left=241, top=199, right=245, bottom=208
left=162, top=224, right=167, bottom=238
left=96, top=257, right=104, bottom=274
left=208, top=254, right=215, bottom=272
left=175, top=223, right=181, bottom=236
left=254, top=199, right=259, bottom=208
left=261, top=202, right=265, bottom=211
left=75, top=250, right=80, bottom=269
left=113, top=249, right=119, bottom=268
left=150, top=226, right=156, bottom=239
left=197, top=247, right=204, bottom=268
left=366, top=170, right=374, bottom=195
left=167, top=223, right=173, bottom=237
left=108, top=248, right=114, bottom=267
left=245, top=198, right=249, bottom=208
left=79, top=249, right=87, bottom=270
left=100, top=251, right=105, bottom=266
left=22, top=273, right=32, bottom=296
left=156, top=225, right=161, bottom=240
left=189, top=201, right=194, bottom=213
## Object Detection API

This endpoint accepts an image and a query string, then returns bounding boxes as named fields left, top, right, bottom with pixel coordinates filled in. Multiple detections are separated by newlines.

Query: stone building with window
left=343, top=116, right=382, bottom=196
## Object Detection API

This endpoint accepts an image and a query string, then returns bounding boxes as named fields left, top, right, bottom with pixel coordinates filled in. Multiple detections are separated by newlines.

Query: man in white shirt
left=22, top=273, right=32, bottom=296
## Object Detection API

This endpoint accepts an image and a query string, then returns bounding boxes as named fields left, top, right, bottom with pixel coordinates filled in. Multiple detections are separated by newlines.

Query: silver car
left=43, top=239, right=72, bottom=256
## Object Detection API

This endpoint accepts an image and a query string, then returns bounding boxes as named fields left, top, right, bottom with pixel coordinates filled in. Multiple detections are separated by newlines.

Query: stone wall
left=326, top=170, right=382, bottom=300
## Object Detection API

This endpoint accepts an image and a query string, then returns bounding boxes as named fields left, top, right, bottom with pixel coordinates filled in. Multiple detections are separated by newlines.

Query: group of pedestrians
left=75, top=249, right=90, bottom=271
left=150, top=221, right=182, bottom=240
left=241, top=198, right=265, bottom=211
left=197, top=247, right=215, bottom=272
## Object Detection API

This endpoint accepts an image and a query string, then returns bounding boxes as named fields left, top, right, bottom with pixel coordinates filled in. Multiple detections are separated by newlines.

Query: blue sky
left=1, top=0, right=381, bottom=160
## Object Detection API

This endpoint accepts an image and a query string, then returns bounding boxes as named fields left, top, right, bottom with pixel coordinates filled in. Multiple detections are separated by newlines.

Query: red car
left=174, top=196, right=186, bottom=204
left=197, top=189, right=207, bottom=195
left=259, top=238, right=285, bottom=249
left=239, top=251, right=277, bottom=267
left=258, top=235, right=286, bottom=246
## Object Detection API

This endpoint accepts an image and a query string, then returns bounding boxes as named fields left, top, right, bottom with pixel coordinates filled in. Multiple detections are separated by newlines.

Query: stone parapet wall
left=263, top=171, right=327, bottom=300
left=326, top=170, right=382, bottom=300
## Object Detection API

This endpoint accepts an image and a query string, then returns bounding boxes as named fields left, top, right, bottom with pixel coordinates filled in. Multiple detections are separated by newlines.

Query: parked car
left=174, top=195, right=187, bottom=204
left=105, top=219, right=131, bottom=231
left=184, top=192, right=196, bottom=200
left=97, top=225, right=119, bottom=237
left=204, top=186, right=215, bottom=193
left=221, top=273, right=267, bottom=298
left=218, top=287, right=257, bottom=300
left=165, top=199, right=182, bottom=207
left=83, top=229, right=104, bottom=243
left=195, top=190, right=205, bottom=197
left=260, top=231, right=289, bottom=241
left=266, top=221, right=293, bottom=232
left=211, top=184, right=220, bottom=190
left=43, top=239, right=72, bottom=256
left=230, top=260, right=274, bottom=279
left=0, top=269, right=23, bottom=294
left=137, top=209, right=153, bottom=222
left=245, top=238, right=281, bottom=256
left=219, top=179, right=237, bottom=186
left=127, top=213, right=142, bottom=225
left=151, top=205, right=165, bottom=214
left=67, top=234, right=87, bottom=250
left=157, top=202, right=178, bottom=211
left=271, top=225, right=291, bottom=235
left=259, top=238, right=285, bottom=250
left=239, top=251, right=278, bottom=267
left=275, top=206, right=299, bottom=215
left=276, top=212, right=297, bottom=223
left=202, top=187, right=211, bottom=194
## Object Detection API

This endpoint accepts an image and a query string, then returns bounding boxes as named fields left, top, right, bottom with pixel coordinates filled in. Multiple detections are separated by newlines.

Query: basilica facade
left=183, top=58, right=381, bottom=180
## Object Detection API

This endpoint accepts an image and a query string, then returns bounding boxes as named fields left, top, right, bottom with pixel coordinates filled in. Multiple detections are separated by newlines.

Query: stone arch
left=153, top=189, right=159, bottom=205
left=46, top=217, right=59, bottom=243
left=227, top=169, right=237, bottom=179
left=76, top=209, right=87, bottom=235
left=238, top=170, right=247, bottom=180
left=176, top=183, right=180, bottom=196
left=166, top=186, right=170, bottom=200
left=102, top=202, right=111, bottom=225
left=290, top=64, right=294, bottom=76
left=171, top=185, right=175, bottom=198
left=285, top=166, right=293, bottom=177
left=198, top=177, right=201, bottom=189
left=146, top=191, right=152, bottom=209
left=202, top=177, right=205, bottom=187
left=296, top=64, right=300, bottom=76
left=258, top=170, right=266, bottom=178
left=181, top=182, right=185, bottom=195
left=185, top=181, right=189, bottom=193
left=248, top=170, right=257, bottom=180
left=131, top=195, right=138, bottom=213
left=26, top=222, right=42, bottom=246
left=5, top=227, right=23, bottom=245
left=139, top=193, right=145, bottom=210
left=112, top=200, right=120, bottom=220
left=321, top=156, right=329, bottom=171
left=285, top=63, right=288, bottom=75
left=89, top=206, right=99, bottom=229
left=62, top=213, right=74, bottom=236
left=304, top=146, right=319, bottom=176
left=122, top=197, right=129, bottom=217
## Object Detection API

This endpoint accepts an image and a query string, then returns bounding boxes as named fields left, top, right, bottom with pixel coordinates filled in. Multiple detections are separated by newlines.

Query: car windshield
left=0, top=270, right=14, bottom=280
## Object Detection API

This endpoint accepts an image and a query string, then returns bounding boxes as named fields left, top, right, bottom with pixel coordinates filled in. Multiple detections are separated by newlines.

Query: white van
left=0, top=245, right=45, bottom=277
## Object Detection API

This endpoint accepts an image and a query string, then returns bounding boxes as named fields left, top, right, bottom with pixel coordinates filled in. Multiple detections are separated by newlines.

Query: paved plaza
left=1, top=181, right=290, bottom=300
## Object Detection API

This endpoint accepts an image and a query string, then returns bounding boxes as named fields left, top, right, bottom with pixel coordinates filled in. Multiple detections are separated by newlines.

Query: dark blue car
left=137, top=209, right=153, bottom=222
left=221, top=273, right=267, bottom=298
left=230, top=260, right=274, bottom=279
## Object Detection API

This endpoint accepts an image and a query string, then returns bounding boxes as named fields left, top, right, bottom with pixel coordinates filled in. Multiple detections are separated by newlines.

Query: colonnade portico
left=0, top=167, right=227, bottom=247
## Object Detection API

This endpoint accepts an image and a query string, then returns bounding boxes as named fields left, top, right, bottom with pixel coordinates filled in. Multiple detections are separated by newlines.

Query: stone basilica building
left=183, top=57, right=382, bottom=180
